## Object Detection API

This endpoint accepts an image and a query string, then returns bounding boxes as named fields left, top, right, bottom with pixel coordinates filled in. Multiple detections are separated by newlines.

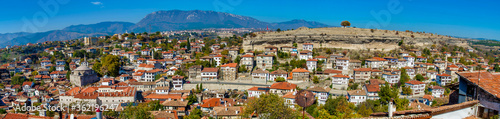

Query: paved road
left=189, top=81, right=272, bottom=86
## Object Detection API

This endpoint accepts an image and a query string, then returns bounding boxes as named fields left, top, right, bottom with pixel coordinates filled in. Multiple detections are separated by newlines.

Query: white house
left=405, top=80, right=426, bottom=95
left=306, top=59, right=318, bottom=72
left=302, top=43, right=313, bottom=51
left=428, top=86, right=445, bottom=97
left=347, top=89, right=366, bottom=105
left=382, top=73, right=400, bottom=84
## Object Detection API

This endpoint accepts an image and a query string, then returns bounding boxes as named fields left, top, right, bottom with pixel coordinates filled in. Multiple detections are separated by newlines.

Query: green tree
left=323, top=96, right=358, bottom=118
left=238, top=66, right=248, bottom=73
left=187, top=94, right=198, bottom=105
left=185, top=108, right=202, bottom=119
left=399, top=68, right=410, bottom=87
left=341, top=21, right=351, bottom=27
left=276, top=28, right=282, bottom=32
left=315, top=109, right=335, bottom=119
left=357, top=103, right=373, bottom=117
left=275, top=77, right=286, bottom=82
left=97, top=55, right=121, bottom=77
left=0, top=109, right=6, bottom=114
left=348, top=83, right=359, bottom=90
left=11, top=75, right=25, bottom=85
left=49, top=66, right=56, bottom=72
left=312, top=76, right=320, bottom=84
left=415, top=74, right=425, bottom=81
left=402, top=86, right=412, bottom=95
left=378, top=83, right=399, bottom=104
left=174, top=70, right=186, bottom=77
left=242, top=94, right=297, bottom=119
left=103, top=109, right=119, bottom=118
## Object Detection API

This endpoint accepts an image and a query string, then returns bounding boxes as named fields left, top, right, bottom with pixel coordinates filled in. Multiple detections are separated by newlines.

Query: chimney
left=388, top=99, right=396, bottom=118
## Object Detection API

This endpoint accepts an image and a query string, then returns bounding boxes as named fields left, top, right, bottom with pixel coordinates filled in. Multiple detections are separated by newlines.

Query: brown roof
left=270, top=69, right=287, bottom=75
left=365, top=84, right=380, bottom=92
left=252, top=69, right=269, bottom=74
left=428, top=85, right=444, bottom=90
left=162, top=100, right=189, bottom=107
left=347, top=89, right=366, bottom=96
left=323, top=69, right=342, bottom=74
left=201, top=68, right=218, bottom=72
left=149, top=111, right=179, bottom=119
left=369, top=79, right=386, bottom=85
left=457, top=71, right=500, bottom=99
left=305, top=86, right=330, bottom=92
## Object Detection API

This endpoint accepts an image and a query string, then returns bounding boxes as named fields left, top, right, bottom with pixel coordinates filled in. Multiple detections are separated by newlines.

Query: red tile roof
left=221, top=63, right=238, bottom=68
left=406, top=80, right=425, bottom=85
left=270, top=82, right=297, bottom=90
left=365, top=84, right=380, bottom=92
left=291, top=68, right=309, bottom=73
left=241, top=54, right=254, bottom=57
left=436, top=73, right=451, bottom=77
left=332, top=74, right=349, bottom=78
left=354, top=68, right=372, bottom=72
left=282, top=92, right=296, bottom=99
left=202, top=68, right=218, bottom=72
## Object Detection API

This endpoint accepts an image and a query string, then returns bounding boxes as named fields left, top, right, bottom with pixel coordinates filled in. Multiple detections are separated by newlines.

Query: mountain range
left=0, top=10, right=331, bottom=47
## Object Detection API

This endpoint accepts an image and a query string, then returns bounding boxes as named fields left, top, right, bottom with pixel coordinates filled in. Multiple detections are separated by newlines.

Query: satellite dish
left=295, top=90, right=315, bottom=108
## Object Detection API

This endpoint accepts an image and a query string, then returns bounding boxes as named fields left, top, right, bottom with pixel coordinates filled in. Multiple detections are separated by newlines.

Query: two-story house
left=255, top=54, right=273, bottom=70
left=305, top=86, right=330, bottom=105
left=428, top=85, right=445, bottom=98
left=306, top=59, right=318, bottom=72
left=353, top=68, right=372, bottom=83
left=201, top=68, right=218, bottom=81
left=436, top=73, right=452, bottom=86
left=251, top=69, right=269, bottom=83
left=405, top=80, right=426, bottom=95
left=347, top=89, right=367, bottom=105
left=240, top=54, right=254, bottom=71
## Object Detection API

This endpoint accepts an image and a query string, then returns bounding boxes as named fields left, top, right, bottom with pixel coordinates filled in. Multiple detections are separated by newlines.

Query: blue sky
left=0, top=0, right=499, bottom=40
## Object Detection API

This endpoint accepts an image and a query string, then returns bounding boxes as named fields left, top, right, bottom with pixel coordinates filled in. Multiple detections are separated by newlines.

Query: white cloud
left=91, top=1, right=104, bottom=8
left=91, top=1, right=103, bottom=5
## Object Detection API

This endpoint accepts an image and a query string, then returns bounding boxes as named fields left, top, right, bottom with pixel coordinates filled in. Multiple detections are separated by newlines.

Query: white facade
left=336, top=58, right=349, bottom=70
left=306, top=60, right=317, bottom=71
left=383, top=73, right=400, bottom=84
left=303, top=44, right=313, bottom=51
left=332, top=76, right=349, bottom=85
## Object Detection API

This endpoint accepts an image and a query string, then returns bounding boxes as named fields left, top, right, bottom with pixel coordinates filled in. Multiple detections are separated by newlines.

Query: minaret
left=96, top=108, right=102, bottom=119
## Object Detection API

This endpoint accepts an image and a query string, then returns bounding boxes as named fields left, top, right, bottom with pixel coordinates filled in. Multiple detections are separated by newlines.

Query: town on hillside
left=0, top=27, right=499, bottom=119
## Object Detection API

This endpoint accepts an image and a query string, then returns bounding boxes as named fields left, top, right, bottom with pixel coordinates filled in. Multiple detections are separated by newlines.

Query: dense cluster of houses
left=0, top=30, right=497, bottom=119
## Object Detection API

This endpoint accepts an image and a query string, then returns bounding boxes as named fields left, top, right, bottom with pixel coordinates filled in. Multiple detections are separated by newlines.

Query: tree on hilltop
left=341, top=21, right=351, bottom=28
